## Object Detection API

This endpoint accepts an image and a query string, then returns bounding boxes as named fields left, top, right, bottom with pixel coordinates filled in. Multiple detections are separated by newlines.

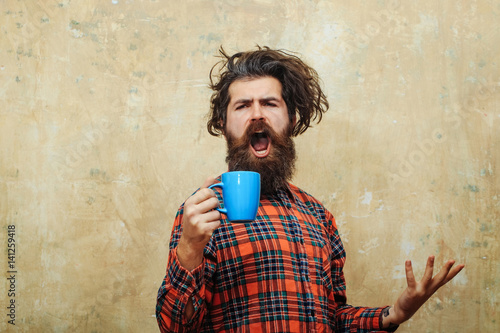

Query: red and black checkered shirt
left=157, top=182, right=393, bottom=332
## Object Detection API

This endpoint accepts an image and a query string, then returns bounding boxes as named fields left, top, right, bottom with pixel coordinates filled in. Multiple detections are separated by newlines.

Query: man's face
left=224, top=76, right=297, bottom=194
left=225, top=76, right=293, bottom=154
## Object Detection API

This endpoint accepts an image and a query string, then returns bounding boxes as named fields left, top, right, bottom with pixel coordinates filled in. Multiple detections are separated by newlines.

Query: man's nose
left=250, top=104, right=264, bottom=121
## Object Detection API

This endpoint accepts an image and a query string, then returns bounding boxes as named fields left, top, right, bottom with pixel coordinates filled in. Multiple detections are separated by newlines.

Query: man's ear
left=220, top=119, right=226, bottom=138
left=291, top=114, right=297, bottom=127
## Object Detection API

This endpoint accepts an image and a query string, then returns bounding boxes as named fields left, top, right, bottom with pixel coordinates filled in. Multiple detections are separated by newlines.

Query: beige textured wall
left=1, top=0, right=498, bottom=332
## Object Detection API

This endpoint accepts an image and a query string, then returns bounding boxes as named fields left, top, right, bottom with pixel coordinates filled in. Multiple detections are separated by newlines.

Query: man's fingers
left=206, top=212, right=222, bottom=231
left=432, top=259, right=456, bottom=284
left=201, top=176, right=217, bottom=189
left=184, top=193, right=220, bottom=222
left=197, top=212, right=221, bottom=236
left=187, top=187, right=217, bottom=206
left=422, top=255, right=435, bottom=283
left=187, top=177, right=218, bottom=205
left=442, top=262, right=465, bottom=284
left=427, top=259, right=465, bottom=291
left=205, top=209, right=222, bottom=223
left=196, top=197, right=221, bottom=216
left=405, top=260, right=417, bottom=288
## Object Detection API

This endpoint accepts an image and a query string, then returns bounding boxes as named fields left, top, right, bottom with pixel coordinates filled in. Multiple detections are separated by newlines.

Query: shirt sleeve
left=327, top=210, right=399, bottom=333
left=155, top=205, right=217, bottom=332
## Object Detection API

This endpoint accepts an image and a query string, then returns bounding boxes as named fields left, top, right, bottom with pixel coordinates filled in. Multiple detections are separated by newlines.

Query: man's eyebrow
left=260, top=97, right=280, bottom=103
left=232, top=98, right=252, bottom=105
left=231, top=96, right=281, bottom=106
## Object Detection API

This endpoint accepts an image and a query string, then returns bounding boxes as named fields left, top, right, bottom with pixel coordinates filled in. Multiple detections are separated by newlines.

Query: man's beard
left=225, top=120, right=296, bottom=195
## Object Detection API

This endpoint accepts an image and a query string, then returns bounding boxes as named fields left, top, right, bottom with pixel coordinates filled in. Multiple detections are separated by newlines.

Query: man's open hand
left=382, top=255, right=465, bottom=328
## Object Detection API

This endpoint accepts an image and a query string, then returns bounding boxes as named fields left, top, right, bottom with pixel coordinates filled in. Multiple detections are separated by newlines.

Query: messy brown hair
left=207, top=46, right=329, bottom=137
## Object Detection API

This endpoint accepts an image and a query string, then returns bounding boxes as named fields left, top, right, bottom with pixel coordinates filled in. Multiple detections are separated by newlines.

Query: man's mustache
left=241, top=120, right=277, bottom=146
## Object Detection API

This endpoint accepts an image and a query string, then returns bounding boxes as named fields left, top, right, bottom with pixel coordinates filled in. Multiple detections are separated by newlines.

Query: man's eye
left=236, top=103, right=251, bottom=110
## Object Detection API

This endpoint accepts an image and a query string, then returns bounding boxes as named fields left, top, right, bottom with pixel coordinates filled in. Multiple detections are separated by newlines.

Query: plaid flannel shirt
left=157, top=181, right=395, bottom=332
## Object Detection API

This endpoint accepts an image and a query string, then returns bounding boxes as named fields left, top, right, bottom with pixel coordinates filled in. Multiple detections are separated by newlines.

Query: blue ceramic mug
left=209, top=171, right=261, bottom=222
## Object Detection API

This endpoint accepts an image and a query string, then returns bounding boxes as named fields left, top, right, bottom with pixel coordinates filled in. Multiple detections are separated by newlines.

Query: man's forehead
left=228, top=76, right=283, bottom=101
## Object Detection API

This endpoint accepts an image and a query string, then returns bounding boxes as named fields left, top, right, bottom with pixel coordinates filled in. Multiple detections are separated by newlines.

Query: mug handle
left=208, top=183, right=227, bottom=214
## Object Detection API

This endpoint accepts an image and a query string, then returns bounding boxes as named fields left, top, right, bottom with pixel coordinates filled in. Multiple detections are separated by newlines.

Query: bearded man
left=156, top=47, right=464, bottom=332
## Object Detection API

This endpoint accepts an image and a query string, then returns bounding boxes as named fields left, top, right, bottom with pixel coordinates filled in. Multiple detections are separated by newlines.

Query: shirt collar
left=264, top=182, right=297, bottom=209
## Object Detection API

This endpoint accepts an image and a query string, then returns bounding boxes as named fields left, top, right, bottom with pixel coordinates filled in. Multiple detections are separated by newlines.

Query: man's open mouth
left=250, top=131, right=271, bottom=157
